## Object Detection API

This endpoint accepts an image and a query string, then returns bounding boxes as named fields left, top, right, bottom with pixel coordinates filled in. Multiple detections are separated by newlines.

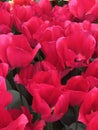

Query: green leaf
left=6, top=79, right=12, bottom=90
left=69, top=122, right=86, bottom=130
left=61, top=106, right=76, bottom=125
left=16, top=84, right=32, bottom=105
left=52, top=121, right=63, bottom=130
left=62, top=124, right=72, bottom=130
left=7, top=90, right=29, bottom=109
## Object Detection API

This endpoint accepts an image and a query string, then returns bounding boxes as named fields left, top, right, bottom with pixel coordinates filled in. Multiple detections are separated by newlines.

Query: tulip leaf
left=62, top=124, right=72, bottom=130
left=69, top=122, right=86, bottom=130
left=16, top=84, right=32, bottom=105
left=61, top=106, right=76, bottom=125
left=6, top=79, right=12, bottom=90
left=7, top=90, right=29, bottom=109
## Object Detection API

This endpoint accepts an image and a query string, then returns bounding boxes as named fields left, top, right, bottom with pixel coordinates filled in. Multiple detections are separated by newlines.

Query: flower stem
left=74, top=106, right=79, bottom=130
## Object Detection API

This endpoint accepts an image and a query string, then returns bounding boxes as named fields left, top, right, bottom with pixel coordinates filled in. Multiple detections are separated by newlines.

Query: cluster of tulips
left=0, top=0, right=98, bottom=129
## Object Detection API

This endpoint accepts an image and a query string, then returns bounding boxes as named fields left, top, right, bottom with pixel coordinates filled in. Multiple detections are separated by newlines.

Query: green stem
left=74, top=106, right=79, bottom=130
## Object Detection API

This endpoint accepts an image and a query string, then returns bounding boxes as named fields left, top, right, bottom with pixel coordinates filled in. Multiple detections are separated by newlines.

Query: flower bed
left=0, top=0, right=98, bottom=130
